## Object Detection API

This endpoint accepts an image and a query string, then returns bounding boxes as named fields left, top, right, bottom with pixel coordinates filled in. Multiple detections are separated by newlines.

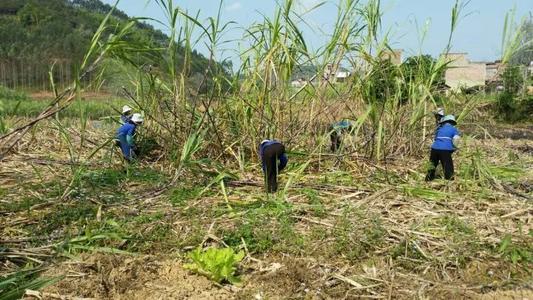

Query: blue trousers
left=118, top=135, right=133, bottom=161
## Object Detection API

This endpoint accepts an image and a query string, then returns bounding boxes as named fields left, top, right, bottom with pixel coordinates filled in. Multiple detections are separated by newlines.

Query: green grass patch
left=440, top=215, right=475, bottom=236
left=82, top=169, right=127, bottom=187
left=0, top=97, right=129, bottom=120
left=0, top=268, right=63, bottom=300
left=497, top=233, right=533, bottom=265
left=55, top=219, right=132, bottom=255
left=37, top=203, right=97, bottom=236
left=301, top=188, right=326, bottom=217
left=321, top=171, right=357, bottom=185
left=169, top=186, right=203, bottom=206
left=0, top=196, right=47, bottom=214
left=331, top=208, right=386, bottom=261
left=401, top=185, right=448, bottom=201
left=488, top=165, right=525, bottom=182
left=219, top=199, right=300, bottom=254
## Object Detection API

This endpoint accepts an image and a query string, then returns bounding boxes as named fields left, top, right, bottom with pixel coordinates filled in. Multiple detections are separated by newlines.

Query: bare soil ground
left=1, top=120, right=532, bottom=299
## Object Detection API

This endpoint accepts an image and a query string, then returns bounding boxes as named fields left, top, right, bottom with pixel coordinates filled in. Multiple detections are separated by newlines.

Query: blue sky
left=102, top=0, right=532, bottom=65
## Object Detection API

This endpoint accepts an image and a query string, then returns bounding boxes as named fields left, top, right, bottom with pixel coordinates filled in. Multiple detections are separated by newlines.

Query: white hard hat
left=435, top=108, right=444, bottom=116
left=131, top=113, right=144, bottom=124
left=439, top=115, right=456, bottom=124
left=122, top=105, right=133, bottom=114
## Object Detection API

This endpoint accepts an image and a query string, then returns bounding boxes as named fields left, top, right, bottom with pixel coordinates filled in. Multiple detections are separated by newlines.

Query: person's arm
left=258, top=144, right=266, bottom=172
left=126, top=126, right=136, bottom=146
left=278, top=153, right=288, bottom=171
left=258, top=144, right=264, bottom=158
left=452, top=127, right=461, bottom=149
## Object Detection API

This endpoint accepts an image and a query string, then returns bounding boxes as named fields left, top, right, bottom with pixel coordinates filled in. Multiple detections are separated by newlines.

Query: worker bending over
left=259, top=140, right=288, bottom=193
left=117, top=113, right=144, bottom=162
left=426, top=115, right=460, bottom=181
left=330, top=120, right=353, bottom=152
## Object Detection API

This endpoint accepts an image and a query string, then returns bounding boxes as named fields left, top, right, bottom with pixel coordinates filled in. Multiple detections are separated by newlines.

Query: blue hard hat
left=439, top=115, right=456, bottom=124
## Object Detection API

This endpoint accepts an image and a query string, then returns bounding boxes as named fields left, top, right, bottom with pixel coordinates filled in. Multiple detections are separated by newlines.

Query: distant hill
left=0, top=0, right=215, bottom=91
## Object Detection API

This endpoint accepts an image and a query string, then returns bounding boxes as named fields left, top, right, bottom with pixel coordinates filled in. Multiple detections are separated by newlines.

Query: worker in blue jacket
left=330, top=119, right=353, bottom=152
left=259, top=140, right=288, bottom=193
left=425, top=115, right=460, bottom=181
left=117, top=113, right=144, bottom=162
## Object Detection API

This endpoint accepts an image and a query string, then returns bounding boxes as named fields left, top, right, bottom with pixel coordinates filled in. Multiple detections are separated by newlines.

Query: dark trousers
left=262, top=143, right=285, bottom=193
left=425, top=149, right=454, bottom=181
left=330, top=131, right=342, bottom=152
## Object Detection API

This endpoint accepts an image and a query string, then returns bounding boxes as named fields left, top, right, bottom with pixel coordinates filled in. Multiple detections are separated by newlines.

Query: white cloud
left=226, top=2, right=242, bottom=12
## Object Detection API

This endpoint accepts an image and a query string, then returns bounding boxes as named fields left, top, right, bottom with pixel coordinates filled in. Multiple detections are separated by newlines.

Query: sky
left=102, top=0, right=533, bottom=66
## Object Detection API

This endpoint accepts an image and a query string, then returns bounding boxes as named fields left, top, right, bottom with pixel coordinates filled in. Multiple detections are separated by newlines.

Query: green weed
left=302, top=188, right=326, bottom=217
left=401, top=185, right=447, bottom=201
left=220, top=199, right=298, bottom=254
left=332, top=208, right=386, bottom=261
left=38, top=203, right=97, bottom=236
left=440, top=215, right=475, bottom=236
left=169, top=187, right=203, bottom=206
left=55, top=219, right=131, bottom=255
left=184, top=247, right=245, bottom=285
left=489, top=165, right=525, bottom=182
left=0, top=268, right=63, bottom=300
left=498, top=234, right=533, bottom=264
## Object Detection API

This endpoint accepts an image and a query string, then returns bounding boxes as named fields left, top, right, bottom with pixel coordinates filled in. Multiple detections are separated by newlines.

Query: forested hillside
left=0, top=0, right=214, bottom=91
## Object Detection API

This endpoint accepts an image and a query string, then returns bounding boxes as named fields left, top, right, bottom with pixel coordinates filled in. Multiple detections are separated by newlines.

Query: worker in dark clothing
left=330, top=120, right=353, bottom=152
left=117, top=113, right=144, bottom=161
left=426, top=115, right=460, bottom=181
left=259, top=140, right=288, bottom=193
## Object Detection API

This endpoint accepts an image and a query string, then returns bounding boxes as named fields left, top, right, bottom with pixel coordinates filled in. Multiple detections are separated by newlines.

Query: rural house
left=380, top=49, right=403, bottom=65
left=442, top=53, right=487, bottom=90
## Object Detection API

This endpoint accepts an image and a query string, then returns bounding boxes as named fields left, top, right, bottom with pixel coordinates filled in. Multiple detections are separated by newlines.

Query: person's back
left=117, top=122, right=136, bottom=138
left=330, top=120, right=353, bottom=152
left=120, top=114, right=132, bottom=124
left=431, top=123, right=459, bottom=151
left=426, top=115, right=460, bottom=181
left=259, top=140, right=288, bottom=193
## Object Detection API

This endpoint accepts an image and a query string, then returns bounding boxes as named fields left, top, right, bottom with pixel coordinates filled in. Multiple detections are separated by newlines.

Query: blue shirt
left=259, top=140, right=288, bottom=171
left=117, top=122, right=136, bottom=138
left=121, top=114, right=132, bottom=124
left=431, top=123, right=459, bottom=151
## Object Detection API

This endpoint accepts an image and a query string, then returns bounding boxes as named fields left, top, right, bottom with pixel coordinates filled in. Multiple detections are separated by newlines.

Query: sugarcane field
left=0, top=0, right=532, bottom=299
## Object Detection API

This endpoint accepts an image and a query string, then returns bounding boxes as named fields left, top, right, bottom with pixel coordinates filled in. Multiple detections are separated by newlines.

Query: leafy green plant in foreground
left=0, top=268, right=63, bottom=300
left=184, top=247, right=245, bottom=284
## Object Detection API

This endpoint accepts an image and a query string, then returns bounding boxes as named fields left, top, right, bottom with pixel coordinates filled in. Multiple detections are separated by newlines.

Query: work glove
left=452, top=135, right=461, bottom=149
left=126, top=135, right=134, bottom=146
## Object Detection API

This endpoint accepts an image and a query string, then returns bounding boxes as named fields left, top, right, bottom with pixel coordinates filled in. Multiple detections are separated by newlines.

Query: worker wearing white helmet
left=433, top=107, right=445, bottom=126
left=121, top=105, right=133, bottom=124
left=426, top=115, right=460, bottom=181
left=116, top=113, right=144, bottom=161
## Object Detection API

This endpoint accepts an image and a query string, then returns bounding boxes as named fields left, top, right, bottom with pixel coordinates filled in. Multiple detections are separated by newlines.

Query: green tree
left=502, top=65, right=524, bottom=95
left=401, top=55, right=444, bottom=87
